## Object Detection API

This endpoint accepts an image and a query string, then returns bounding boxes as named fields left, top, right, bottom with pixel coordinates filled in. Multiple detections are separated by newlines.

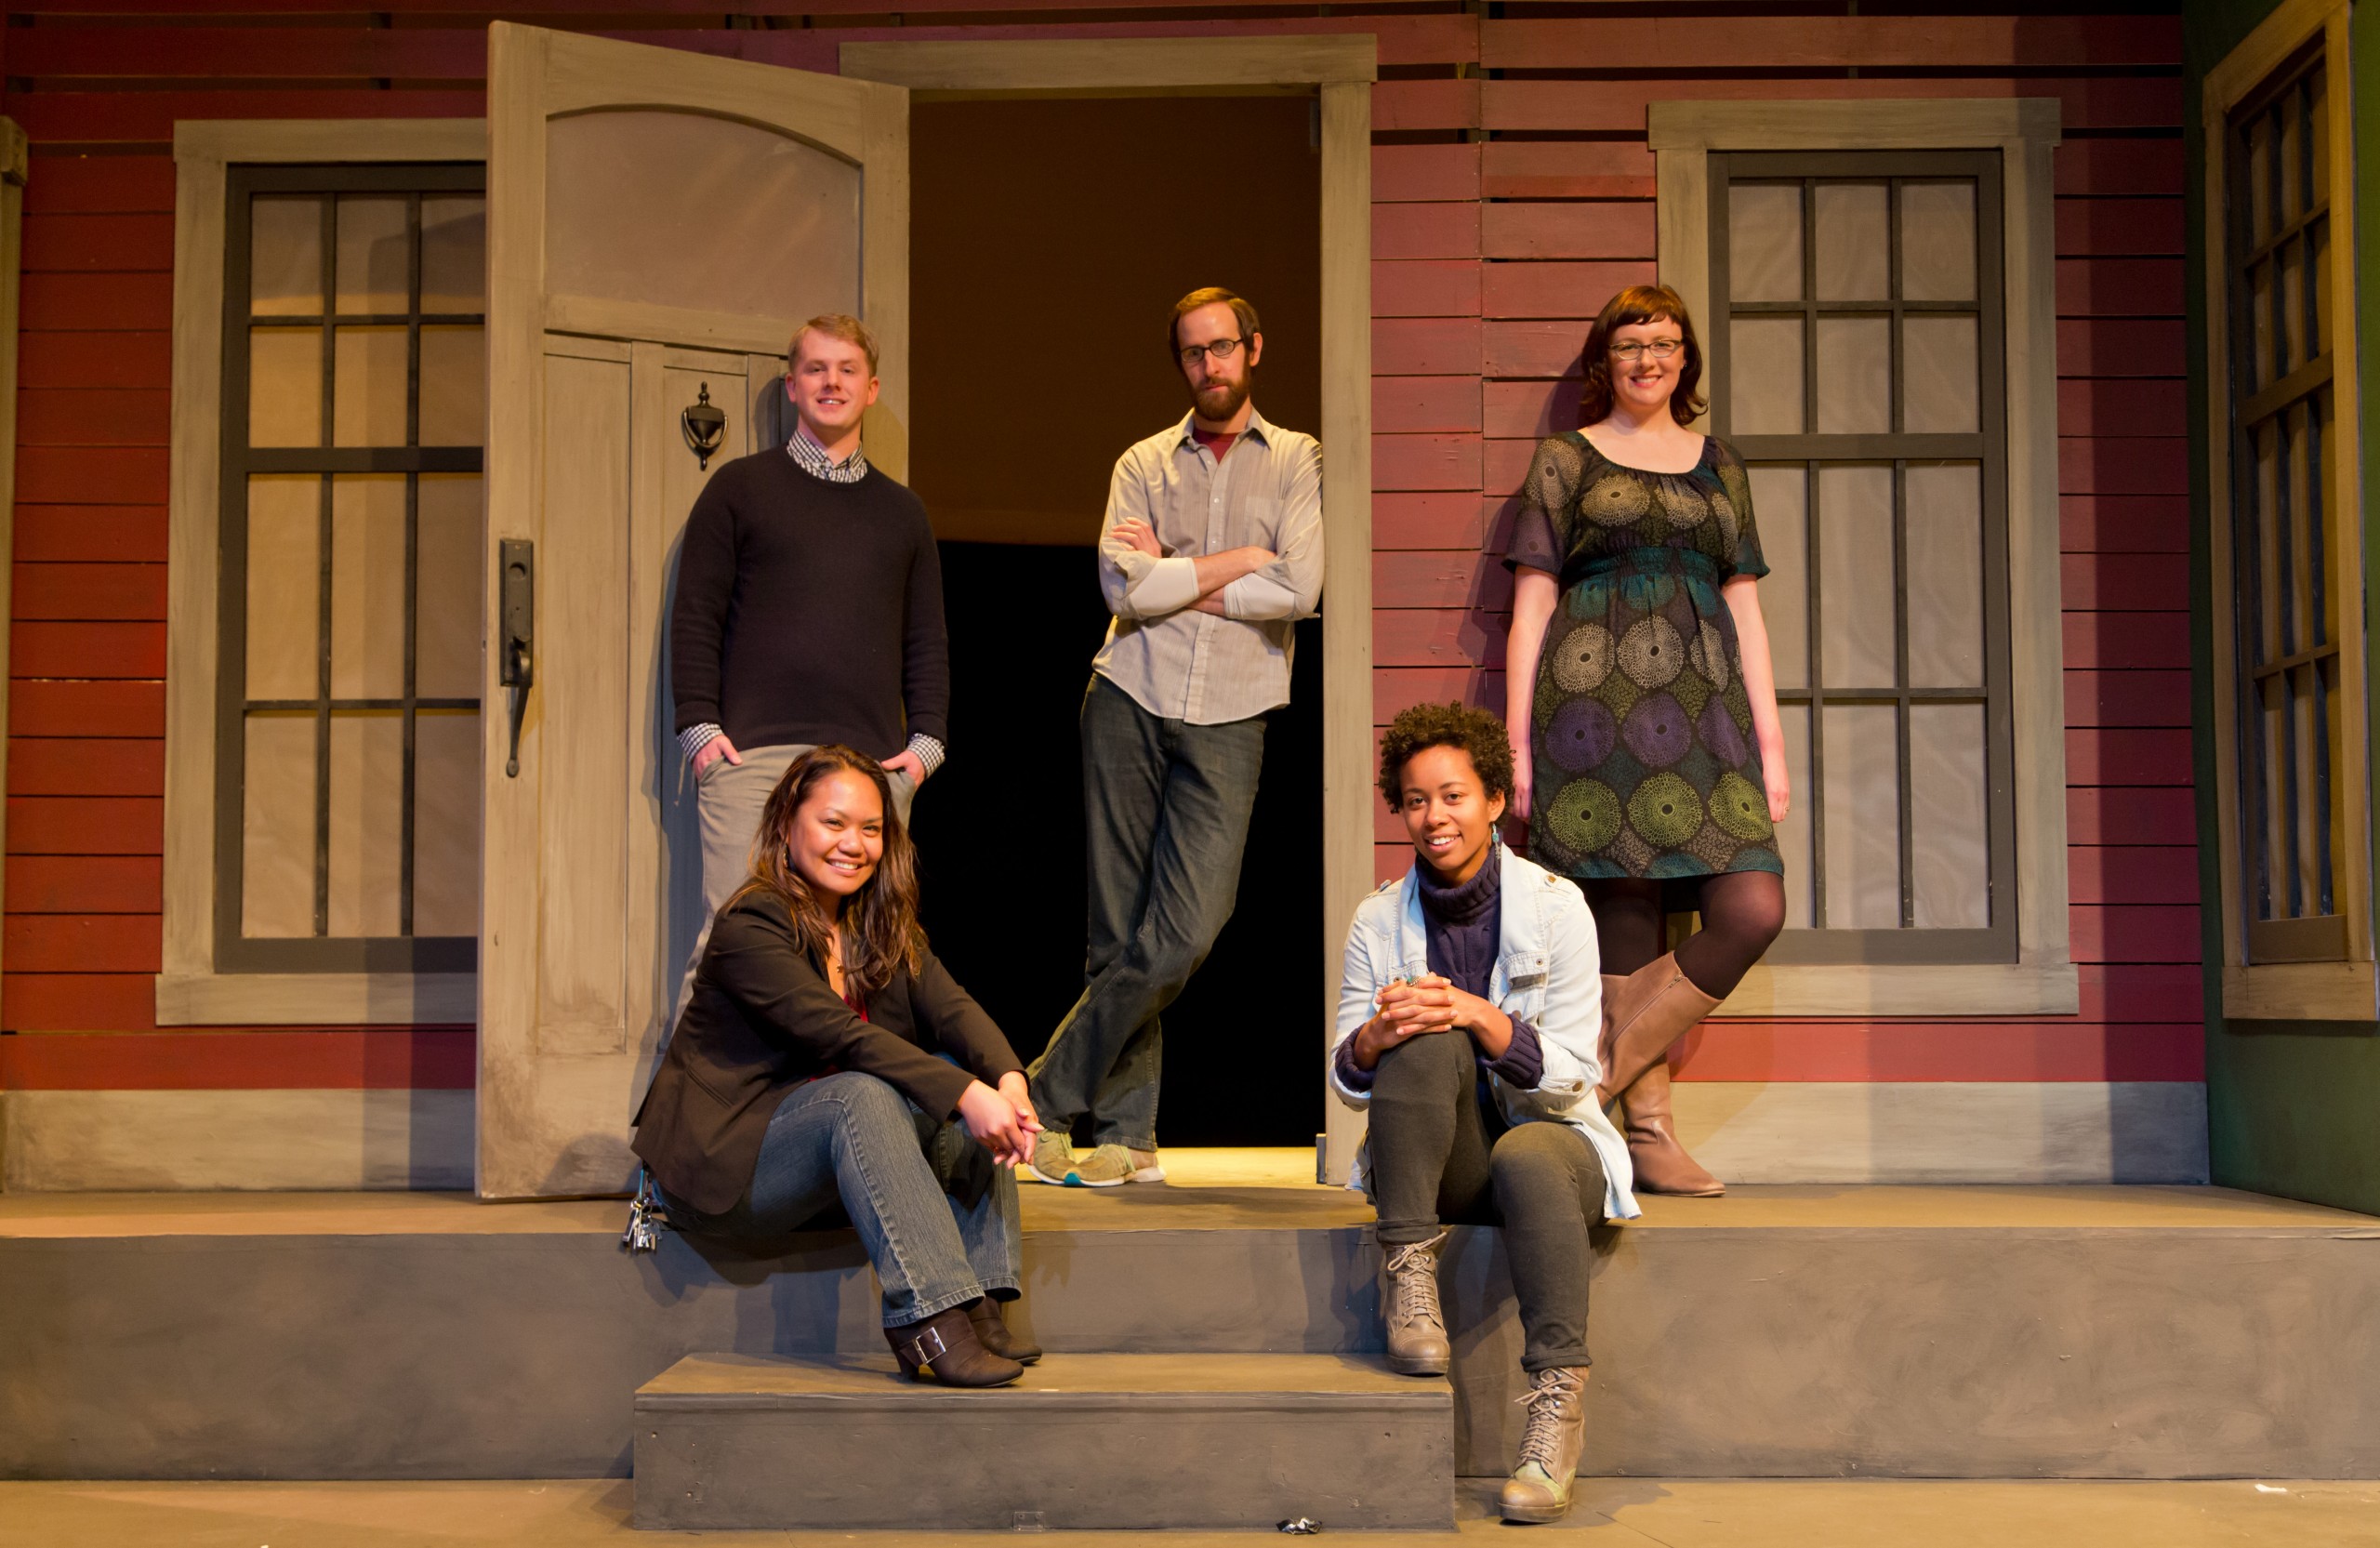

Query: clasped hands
left=1348, top=974, right=1513, bottom=1072
left=955, top=1070, right=1042, bottom=1169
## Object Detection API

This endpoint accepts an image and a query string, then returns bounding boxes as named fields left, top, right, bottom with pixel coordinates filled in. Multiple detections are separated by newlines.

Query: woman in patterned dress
left=1501, top=284, right=1789, bottom=1197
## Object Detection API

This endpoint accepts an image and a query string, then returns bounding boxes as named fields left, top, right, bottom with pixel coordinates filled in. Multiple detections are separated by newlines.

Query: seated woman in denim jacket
left=634, top=744, right=1041, bottom=1388
left=1330, top=702, right=1639, bottom=1525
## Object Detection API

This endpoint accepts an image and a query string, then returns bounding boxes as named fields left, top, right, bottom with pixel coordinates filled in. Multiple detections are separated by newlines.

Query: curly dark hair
left=1377, top=701, right=1516, bottom=811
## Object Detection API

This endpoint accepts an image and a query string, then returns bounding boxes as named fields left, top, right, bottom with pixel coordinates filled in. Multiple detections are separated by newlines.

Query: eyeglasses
left=1608, top=339, right=1684, bottom=363
left=1179, top=337, right=1249, bottom=367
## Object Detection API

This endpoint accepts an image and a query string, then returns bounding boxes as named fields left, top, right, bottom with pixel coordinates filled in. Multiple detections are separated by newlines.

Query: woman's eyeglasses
left=1179, top=337, right=1249, bottom=367
left=1608, top=339, right=1684, bottom=362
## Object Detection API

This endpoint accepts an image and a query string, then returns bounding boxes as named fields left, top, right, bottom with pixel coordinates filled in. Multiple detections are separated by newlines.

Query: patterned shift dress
left=1503, top=432, right=1784, bottom=881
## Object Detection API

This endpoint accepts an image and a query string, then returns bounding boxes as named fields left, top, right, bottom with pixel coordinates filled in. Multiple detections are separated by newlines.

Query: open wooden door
left=478, top=23, right=907, bottom=1197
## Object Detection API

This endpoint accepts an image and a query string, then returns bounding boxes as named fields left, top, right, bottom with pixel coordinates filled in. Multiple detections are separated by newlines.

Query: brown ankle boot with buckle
left=884, top=1302, right=1024, bottom=1387
left=967, top=1297, right=1040, bottom=1365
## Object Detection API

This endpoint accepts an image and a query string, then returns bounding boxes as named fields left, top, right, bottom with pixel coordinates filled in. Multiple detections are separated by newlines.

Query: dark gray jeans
left=1366, top=1029, right=1607, bottom=1371
left=1025, top=674, right=1266, bottom=1151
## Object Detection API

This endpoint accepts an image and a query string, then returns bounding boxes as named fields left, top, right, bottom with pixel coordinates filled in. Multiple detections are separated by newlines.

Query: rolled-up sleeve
left=1099, top=445, right=1170, bottom=619
left=1249, top=434, right=1324, bottom=618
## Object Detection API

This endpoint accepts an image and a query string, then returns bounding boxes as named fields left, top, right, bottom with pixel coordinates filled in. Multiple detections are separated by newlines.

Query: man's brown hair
left=1576, top=284, right=1707, bottom=429
left=1168, top=287, right=1262, bottom=364
left=789, top=312, right=879, bottom=375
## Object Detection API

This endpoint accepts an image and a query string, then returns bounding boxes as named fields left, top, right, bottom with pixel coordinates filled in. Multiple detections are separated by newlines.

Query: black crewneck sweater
left=668, top=448, right=949, bottom=758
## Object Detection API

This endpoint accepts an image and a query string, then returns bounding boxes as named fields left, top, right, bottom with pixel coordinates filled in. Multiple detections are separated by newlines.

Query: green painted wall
left=2184, top=0, right=2380, bottom=1215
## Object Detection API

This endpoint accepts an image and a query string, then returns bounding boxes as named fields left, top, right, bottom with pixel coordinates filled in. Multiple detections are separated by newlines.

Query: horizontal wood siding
left=0, top=5, right=2199, bottom=1101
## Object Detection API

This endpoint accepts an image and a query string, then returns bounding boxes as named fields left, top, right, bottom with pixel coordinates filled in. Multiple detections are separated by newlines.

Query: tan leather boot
left=1378, top=1228, right=1450, bottom=1376
left=1595, top=951, right=1721, bottom=1106
left=885, top=1303, right=1024, bottom=1388
left=1618, top=1060, right=1724, bottom=1196
left=1498, top=1366, right=1588, bottom=1523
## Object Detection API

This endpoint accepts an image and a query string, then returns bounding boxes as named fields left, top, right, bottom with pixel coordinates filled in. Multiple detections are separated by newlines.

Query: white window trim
left=160, top=119, right=486, bottom=1025
left=1646, top=99, right=2075, bottom=1017
left=2201, top=0, right=2374, bottom=1023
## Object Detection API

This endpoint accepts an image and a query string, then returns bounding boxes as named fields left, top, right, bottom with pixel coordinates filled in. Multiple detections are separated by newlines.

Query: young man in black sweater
left=668, top=313, right=950, bottom=984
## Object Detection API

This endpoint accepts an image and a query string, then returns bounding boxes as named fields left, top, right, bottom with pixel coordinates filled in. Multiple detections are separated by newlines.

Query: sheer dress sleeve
left=1501, top=432, right=1590, bottom=575
left=1711, top=438, right=1769, bottom=581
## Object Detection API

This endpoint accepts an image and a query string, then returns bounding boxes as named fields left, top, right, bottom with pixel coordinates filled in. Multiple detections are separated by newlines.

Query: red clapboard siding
left=10, top=620, right=167, bottom=678
left=21, top=214, right=175, bottom=273
left=9, top=680, right=165, bottom=738
left=2056, top=378, right=2188, bottom=438
left=1373, top=260, right=1479, bottom=320
left=1485, top=321, right=1588, bottom=380
left=1486, top=378, right=1583, bottom=439
left=0, top=1029, right=477, bottom=1089
left=2064, top=552, right=2189, bottom=610
left=2066, top=670, right=2192, bottom=728
left=6, top=796, right=166, bottom=854
left=17, top=447, right=168, bottom=506
left=2069, top=905, right=2202, bottom=964
left=2079, top=963, right=2204, bottom=1022
left=2069, top=846, right=2202, bottom=906
left=1482, top=262, right=1653, bottom=321
left=1376, top=79, right=1479, bottom=134
left=7, top=853, right=162, bottom=912
left=1376, top=549, right=1511, bottom=611
left=2056, top=320, right=2187, bottom=378
left=2063, top=612, right=2191, bottom=671
left=2062, top=496, right=2191, bottom=554
left=2056, top=198, right=2187, bottom=257
left=1374, top=317, right=1481, bottom=377
left=20, top=332, right=170, bottom=390
left=1480, top=16, right=2179, bottom=70
left=1670, top=1021, right=2202, bottom=1082
left=2068, top=786, right=2200, bottom=846
left=22, top=272, right=173, bottom=332
left=1484, top=76, right=2182, bottom=135
left=1372, top=494, right=1493, bottom=551
left=2056, top=258, right=2184, bottom=318
left=14, top=562, right=168, bottom=622
left=8, top=737, right=165, bottom=798
left=825, top=13, right=1475, bottom=65
left=9, top=25, right=494, bottom=77
left=1373, top=202, right=1480, bottom=261
left=1481, top=203, right=1655, bottom=262
left=1373, top=143, right=1479, bottom=204
left=1482, top=141, right=1656, bottom=200
left=3, top=973, right=159, bottom=1032
left=3, top=913, right=161, bottom=972
left=2054, top=138, right=2186, bottom=196
left=20, top=389, right=171, bottom=446
left=1485, top=439, right=1540, bottom=496
left=2068, top=728, right=2196, bottom=787
left=24, top=156, right=176, bottom=215
left=1376, top=609, right=1507, bottom=668
left=2058, top=437, right=2189, bottom=496
left=1375, top=667, right=1506, bottom=721
left=14, top=506, right=170, bottom=563
left=1374, top=377, right=1482, bottom=436
left=1374, top=434, right=1483, bottom=493
left=10, top=91, right=490, bottom=145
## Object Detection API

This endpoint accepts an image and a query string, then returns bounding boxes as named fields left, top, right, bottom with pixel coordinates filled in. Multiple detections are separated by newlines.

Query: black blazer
left=632, top=890, right=1022, bottom=1214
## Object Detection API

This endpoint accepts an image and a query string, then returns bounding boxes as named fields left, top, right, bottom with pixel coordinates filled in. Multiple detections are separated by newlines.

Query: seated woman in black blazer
left=635, top=744, right=1041, bottom=1387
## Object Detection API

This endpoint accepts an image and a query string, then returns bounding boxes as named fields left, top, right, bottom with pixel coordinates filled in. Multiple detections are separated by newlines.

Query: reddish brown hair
left=728, top=745, right=923, bottom=1004
left=1168, top=286, right=1262, bottom=364
left=790, top=312, right=879, bottom=375
left=1577, top=284, right=1707, bottom=430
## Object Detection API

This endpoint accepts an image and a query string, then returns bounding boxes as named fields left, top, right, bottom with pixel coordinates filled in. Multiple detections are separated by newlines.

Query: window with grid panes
left=2223, top=46, right=2349, bottom=965
left=1708, top=152, right=2016, bottom=964
left=218, top=165, right=485, bottom=972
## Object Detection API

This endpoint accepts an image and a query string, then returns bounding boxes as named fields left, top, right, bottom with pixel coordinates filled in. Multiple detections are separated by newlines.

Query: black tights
left=1586, top=871, right=1785, bottom=1000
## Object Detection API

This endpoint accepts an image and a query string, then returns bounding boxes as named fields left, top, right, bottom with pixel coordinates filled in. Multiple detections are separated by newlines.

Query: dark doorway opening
left=906, top=95, right=1323, bottom=1148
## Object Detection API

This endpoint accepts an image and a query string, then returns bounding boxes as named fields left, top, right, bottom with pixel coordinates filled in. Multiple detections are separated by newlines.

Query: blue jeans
left=670, top=1071, right=1021, bottom=1328
left=1026, top=674, right=1267, bottom=1151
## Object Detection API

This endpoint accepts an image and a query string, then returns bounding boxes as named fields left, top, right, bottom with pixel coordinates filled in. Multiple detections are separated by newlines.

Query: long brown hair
left=1577, top=284, right=1708, bottom=430
left=728, top=745, right=924, bottom=1004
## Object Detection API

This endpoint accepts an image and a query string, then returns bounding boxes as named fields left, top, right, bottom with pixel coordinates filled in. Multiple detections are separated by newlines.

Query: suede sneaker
left=1125, top=1147, right=1166, bottom=1184
left=1023, top=1131, right=1129, bottom=1187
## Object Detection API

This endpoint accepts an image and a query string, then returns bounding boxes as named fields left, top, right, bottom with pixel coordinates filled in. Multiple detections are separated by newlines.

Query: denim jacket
left=1329, top=843, right=1639, bottom=1222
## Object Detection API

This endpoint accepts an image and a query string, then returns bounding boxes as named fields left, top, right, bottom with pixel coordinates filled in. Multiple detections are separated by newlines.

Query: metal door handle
left=499, top=538, right=534, bottom=778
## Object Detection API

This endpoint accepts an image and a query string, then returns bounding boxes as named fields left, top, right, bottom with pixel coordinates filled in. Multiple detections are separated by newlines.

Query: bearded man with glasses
left=1022, top=287, right=1325, bottom=1188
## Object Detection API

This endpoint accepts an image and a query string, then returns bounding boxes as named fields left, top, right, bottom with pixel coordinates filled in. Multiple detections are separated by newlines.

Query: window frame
left=2202, top=0, right=2376, bottom=1021
left=161, top=120, right=487, bottom=1025
left=1647, top=98, right=2074, bottom=1016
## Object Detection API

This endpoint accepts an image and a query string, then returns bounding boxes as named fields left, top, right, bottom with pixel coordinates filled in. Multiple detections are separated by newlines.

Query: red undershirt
left=1190, top=426, right=1238, bottom=462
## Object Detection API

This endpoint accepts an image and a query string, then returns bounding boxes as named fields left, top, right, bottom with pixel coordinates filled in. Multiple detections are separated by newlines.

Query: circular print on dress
left=1580, top=472, right=1654, bottom=528
left=1656, top=478, right=1711, bottom=531
left=1544, top=697, right=1618, bottom=774
left=1547, top=622, right=1614, bottom=693
left=1711, top=771, right=1774, bottom=841
left=1617, top=571, right=1679, bottom=615
left=1627, top=773, right=1703, bottom=848
left=1621, top=693, right=1693, bottom=768
left=1548, top=778, right=1622, bottom=854
left=1696, top=694, right=1749, bottom=766
left=1688, top=620, right=1731, bottom=693
left=1618, top=615, right=1686, bottom=690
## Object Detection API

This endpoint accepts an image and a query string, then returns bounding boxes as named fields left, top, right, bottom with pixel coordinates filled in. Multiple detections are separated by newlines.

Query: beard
left=1192, top=370, right=1252, bottom=423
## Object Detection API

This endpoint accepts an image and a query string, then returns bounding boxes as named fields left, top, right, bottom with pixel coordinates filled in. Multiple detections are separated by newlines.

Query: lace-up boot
left=1378, top=1228, right=1450, bottom=1376
left=1498, top=1366, right=1588, bottom=1523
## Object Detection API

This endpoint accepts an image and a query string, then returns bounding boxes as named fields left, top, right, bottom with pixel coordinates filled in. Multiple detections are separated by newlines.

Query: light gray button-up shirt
left=1092, top=408, right=1324, bottom=726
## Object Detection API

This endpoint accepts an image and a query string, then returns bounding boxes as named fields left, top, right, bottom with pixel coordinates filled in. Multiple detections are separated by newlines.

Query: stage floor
left=3, top=1475, right=2376, bottom=1546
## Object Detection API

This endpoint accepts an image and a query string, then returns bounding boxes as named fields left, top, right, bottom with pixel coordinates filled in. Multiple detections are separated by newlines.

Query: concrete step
left=630, top=1352, right=1455, bottom=1531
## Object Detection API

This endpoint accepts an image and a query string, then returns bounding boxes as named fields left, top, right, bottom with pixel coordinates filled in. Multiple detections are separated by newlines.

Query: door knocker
left=681, top=383, right=727, bottom=470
